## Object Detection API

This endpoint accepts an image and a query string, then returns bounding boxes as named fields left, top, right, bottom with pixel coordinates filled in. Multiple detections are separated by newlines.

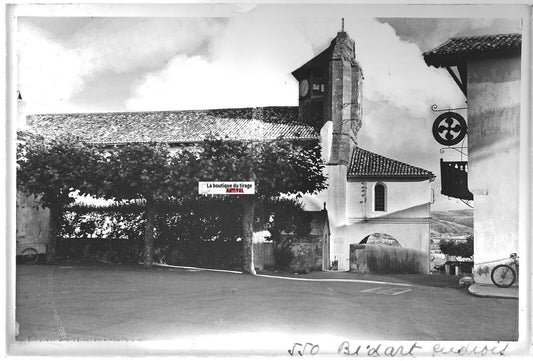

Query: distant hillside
left=431, top=209, right=473, bottom=238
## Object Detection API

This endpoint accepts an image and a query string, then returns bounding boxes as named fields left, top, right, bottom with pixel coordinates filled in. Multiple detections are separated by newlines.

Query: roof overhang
left=424, top=50, right=521, bottom=98
left=423, top=48, right=521, bottom=69
left=291, top=47, right=330, bottom=81
left=423, top=33, right=522, bottom=98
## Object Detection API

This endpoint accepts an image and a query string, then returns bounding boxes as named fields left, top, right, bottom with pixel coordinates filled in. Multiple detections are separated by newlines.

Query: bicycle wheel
left=491, top=265, right=516, bottom=288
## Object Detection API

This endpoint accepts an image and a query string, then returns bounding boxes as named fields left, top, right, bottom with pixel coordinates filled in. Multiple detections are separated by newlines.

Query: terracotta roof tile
left=27, top=106, right=317, bottom=144
left=423, top=33, right=521, bottom=68
left=348, top=147, right=434, bottom=179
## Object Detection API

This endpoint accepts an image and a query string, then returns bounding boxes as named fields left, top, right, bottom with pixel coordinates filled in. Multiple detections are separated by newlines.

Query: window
left=374, top=183, right=386, bottom=211
left=311, top=75, right=325, bottom=98
left=312, top=83, right=324, bottom=94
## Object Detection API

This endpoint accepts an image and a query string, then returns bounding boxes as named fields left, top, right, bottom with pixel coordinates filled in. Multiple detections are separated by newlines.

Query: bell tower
left=293, top=23, right=364, bottom=271
left=292, top=24, right=363, bottom=165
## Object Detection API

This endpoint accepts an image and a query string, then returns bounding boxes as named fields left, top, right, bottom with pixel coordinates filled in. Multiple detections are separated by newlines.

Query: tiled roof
left=27, top=106, right=317, bottom=145
left=348, top=147, right=434, bottom=179
left=423, top=33, right=521, bottom=68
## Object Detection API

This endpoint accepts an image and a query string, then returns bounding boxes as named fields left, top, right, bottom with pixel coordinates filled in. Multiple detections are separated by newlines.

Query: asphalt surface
left=15, top=264, right=518, bottom=344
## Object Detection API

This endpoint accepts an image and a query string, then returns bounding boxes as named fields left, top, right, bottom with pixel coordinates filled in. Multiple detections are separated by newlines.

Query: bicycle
left=491, top=253, right=519, bottom=288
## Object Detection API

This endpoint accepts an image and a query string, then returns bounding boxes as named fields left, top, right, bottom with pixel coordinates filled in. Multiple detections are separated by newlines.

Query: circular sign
left=432, top=111, right=467, bottom=146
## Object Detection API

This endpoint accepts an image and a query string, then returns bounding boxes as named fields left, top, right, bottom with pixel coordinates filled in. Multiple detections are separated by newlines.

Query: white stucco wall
left=18, top=99, right=27, bottom=130
left=320, top=121, right=333, bottom=164
left=346, top=178, right=432, bottom=273
left=302, top=175, right=432, bottom=271
left=301, top=164, right=348, bottom=269
left=467, top=56, right=521, bottom=283
left=346, top=178, right=431, bottom=220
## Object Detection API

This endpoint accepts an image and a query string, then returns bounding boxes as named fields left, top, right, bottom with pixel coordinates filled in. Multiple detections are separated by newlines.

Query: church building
left=293, top=29, right=435, bottom=272
left=18, top=29, right=435, bottom=273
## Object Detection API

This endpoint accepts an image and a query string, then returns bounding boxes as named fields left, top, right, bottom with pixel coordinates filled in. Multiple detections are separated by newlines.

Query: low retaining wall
left=289, top=242, right=323, bottom=272
left=350, top=244, right=429, bottom=274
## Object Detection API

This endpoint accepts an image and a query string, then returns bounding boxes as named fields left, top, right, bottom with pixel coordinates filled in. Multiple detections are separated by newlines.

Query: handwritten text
left=338, top=341, right=421, bottom=357
left=433, top=342, right=510, bottom=356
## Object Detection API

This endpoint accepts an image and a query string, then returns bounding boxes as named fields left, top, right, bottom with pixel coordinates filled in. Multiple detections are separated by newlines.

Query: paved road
left=15, top=264, right=518, bottom=346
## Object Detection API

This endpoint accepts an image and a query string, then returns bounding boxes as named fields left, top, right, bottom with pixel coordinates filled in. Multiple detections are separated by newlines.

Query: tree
left=17, top=131, right=103, bottom=263
left=196, top=138, right=327, bottom=274
left=260, top=198, right=312, bottom=269
left=97, top=143, right=198, bottom=268
left=439, top=235, right=474, bottom=258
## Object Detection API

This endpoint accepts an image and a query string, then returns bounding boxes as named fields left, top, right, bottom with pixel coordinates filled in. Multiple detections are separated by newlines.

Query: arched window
left=374, top=183, right=386, bottom=211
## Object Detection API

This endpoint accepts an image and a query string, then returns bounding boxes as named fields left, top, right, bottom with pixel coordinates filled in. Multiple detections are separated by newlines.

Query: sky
left=15, top=6, right=522, bottom=211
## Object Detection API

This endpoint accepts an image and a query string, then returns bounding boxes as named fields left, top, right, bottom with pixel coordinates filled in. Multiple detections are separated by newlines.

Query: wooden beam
left=446, top=66, right=467, bottom=98
left=457, top=63, right=468, bottom=97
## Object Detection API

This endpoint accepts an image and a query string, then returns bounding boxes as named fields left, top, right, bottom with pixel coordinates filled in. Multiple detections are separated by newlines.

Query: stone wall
left=289, top=237, right=323, bottom=273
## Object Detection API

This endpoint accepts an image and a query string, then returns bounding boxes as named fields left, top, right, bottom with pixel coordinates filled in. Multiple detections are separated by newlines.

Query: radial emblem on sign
left=432, top=111, right=467, bottom=146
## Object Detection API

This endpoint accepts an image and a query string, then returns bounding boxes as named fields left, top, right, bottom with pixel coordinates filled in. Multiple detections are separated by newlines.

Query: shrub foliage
left=60, top=197, right=309, bottom=270
left=439, top=235, right=474, bottom=258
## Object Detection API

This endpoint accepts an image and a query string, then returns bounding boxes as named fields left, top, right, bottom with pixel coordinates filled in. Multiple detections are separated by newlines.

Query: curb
left=152, top=263, right=414, bottom=287
left=255, top=273, right=413, bottom=287
left=152, top=262, right=243, bottom=274
left=467, top=284, right=519, bottom=299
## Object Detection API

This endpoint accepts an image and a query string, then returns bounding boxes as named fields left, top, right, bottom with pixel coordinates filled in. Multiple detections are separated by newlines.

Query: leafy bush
left=261, top=198, right=312, bottom=239
left=61, top=238, right=142, bottom=264
left=59, top=196, right=312, bottom=270
left=439, top=235, right=473, bottom=258
left=261, top=198, right=311, bottom=270
left=60, top=197, right=242, bottom=267
left=273, top=241, right=294, bottom=270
